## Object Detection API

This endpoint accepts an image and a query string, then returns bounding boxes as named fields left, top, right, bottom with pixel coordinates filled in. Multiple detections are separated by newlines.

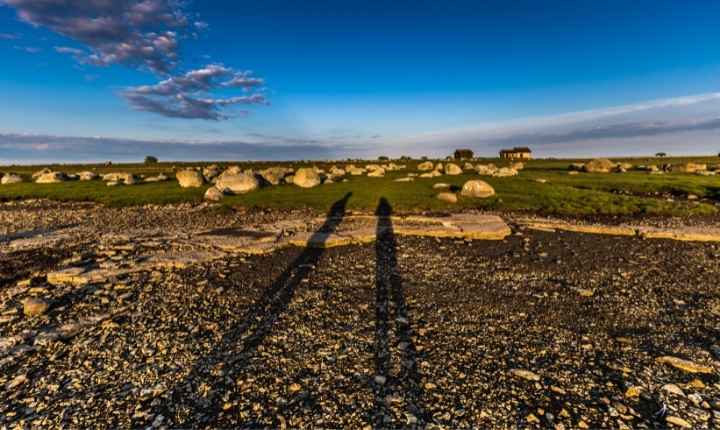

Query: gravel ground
left=1, top=201, right=719, bottom=429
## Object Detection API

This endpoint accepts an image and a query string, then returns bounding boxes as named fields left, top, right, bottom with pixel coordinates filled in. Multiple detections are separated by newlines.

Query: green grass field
left=1, top=157, right=719, bottom=216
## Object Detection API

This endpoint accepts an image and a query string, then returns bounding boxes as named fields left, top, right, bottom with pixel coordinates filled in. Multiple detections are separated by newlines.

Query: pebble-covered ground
left=1, top=201, right=719, bottom=429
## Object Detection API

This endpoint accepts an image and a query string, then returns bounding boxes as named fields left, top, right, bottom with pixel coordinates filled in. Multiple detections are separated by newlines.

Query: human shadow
left=372, top=197, right=429, bottom=428
left=162, top=192, right=352, bottom=427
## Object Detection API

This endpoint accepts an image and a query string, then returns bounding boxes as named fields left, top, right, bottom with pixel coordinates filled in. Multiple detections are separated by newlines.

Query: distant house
left=499, top=147, right=532, bottom=160
left=453, top=149, right=474, bottom=159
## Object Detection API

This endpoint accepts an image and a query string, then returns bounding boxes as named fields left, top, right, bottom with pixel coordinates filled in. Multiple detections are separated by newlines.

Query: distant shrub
left=454, top=149, right=474, bottom=159
left=655, top=152, right=667, bottom=157
left=378, top=156, right=389, bottom=161
left=144, top=155, right=159, bottom=164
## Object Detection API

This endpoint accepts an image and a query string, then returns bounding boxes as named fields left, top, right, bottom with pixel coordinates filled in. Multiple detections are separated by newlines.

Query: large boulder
left=583, top=159, right=615, bottom=173
left=102, top=172, right=133, bottom=183
left=444, top=163, right=463, bottom=175
left=32, top=168, right=53, bottom=179
left=35, top=172, right=66, bottom=184
left=418, top=161, right=434, bottom=171
left=348, top=166, right=365, bottom=175
left=78, top=171, right=98, bottom=181
left=460, top=180, right=495, bottom=198
left=204, top=186, right=224, bottom=201
left=672, top=162, right=707, bottom=173
left=259, top=167, right=290, bottom=185
left=475, top=164, right=498, bottom=175
left=176, top=170, right=205, bottom=188
left=329, top=166, right=346, bottom=178
left=510, top=162, right=524, bottom=171
left=215, top=172, right=259, bottom=194
left=492, top=167, right=518, bottom=177
left=367, top=168, right=386, bottom=178
left=1, top=174, right=23, bottom=184
left=293, top=168, right=321, bottom=188
left=203, top=164, right=222, bottom=181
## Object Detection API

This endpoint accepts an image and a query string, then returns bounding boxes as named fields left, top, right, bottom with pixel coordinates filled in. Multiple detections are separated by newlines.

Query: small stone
left=436, top=192, right=458, bottom=203
left=6, top=374, right=27, bottom=390
left=666, top=416, right=692, bottom=428
left=510, top=369, right=541, bottom=382
left=288, top=383, right=302, bottom=393
left=661, top=384, right=685, bottom=397
left=687, top=379, right=706, bottom=389
left=625, top=386, right=642, bottom=398
left=23, top=297, right=49, bottom=317
left=374, top=375, right=387, bottom=385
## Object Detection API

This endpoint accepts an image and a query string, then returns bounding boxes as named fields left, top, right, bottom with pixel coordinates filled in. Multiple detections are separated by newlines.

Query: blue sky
left=1, top=0, right=720, bottom=162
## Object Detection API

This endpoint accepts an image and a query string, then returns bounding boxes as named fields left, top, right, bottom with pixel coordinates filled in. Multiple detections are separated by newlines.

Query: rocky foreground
left=1, top=200, right=719, bottom=429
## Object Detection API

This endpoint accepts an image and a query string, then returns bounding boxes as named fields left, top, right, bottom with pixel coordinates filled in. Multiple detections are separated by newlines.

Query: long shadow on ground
left=372, top=197, right=429, bottom=428
left=161, top=192, right=351, bottom=427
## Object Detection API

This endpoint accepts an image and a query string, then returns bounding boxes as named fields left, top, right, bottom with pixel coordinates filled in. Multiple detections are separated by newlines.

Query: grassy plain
left=1, top=157, right=718, bottom=216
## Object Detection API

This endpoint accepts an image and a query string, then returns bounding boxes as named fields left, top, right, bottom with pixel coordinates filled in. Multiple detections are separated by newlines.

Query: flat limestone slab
left=638, top=226, right=720, bottom=242
left=518, top=217, right=720, bottom=242
left=519, top=218, right=637, bottom=236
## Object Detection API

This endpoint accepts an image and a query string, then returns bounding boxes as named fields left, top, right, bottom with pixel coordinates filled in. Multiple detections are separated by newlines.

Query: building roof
left=500, top=147, right=532, bottom=153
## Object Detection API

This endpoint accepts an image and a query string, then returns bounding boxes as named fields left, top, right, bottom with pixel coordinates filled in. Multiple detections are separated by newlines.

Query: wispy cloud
left=0, top=32, right=20, bottom=40
left=122, top=64, right=267, bottom=120
left=13, top=45, right=41, bottom=53
left=399, top=91, right=720, bottom=150
left=477, top=117, right=720, bottom=147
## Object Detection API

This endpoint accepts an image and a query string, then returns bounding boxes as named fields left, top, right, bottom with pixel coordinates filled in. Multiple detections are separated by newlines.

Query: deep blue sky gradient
left=1, top=0, right=720, bottom=161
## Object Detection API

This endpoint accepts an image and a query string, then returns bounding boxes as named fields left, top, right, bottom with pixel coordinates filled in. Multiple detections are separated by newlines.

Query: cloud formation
left=3, top=0, right=188, bottom=73
left=3, top=0, right=269, bottom=120
left=122, top=64, right=267, bottom=120
left=0, top=133, right=344, bottom=163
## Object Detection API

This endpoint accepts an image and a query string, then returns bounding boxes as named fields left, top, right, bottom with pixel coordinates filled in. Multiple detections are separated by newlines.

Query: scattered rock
left=418, top=161, right=434, bottom=171
left=510, top=369, right=541, bottom=382
left=1, top=173, right=23, bottom=184
left=78, top=171, right=98, bottom=181
left=293, top=168, right=322, bottom=188
left=23, top=297, right=49, bottom=317
left=460, top=180, right=495, bottom=198
left=36, top=172, right=67, bottom=184
left=666, top=416, right=692, bottom=428
left=661, top=384, right=685, bottom=397
left=583, top=158, right=615, bottom=173
left=215, top=172, right=260, bottom=194
left=444, top=163, right=463, bottom=175
left=436, top=192, right=458, bottom=203
left=204, top=187, right=224, bottom=201
left=176, top=170, right=205, bottom=188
